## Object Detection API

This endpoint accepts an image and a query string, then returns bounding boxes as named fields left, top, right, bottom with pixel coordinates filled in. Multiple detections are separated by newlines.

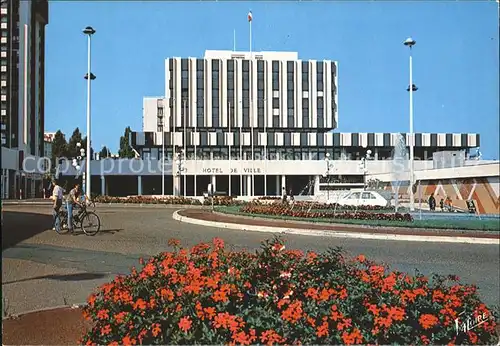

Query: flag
left=248, top=11, right=253, bottom=22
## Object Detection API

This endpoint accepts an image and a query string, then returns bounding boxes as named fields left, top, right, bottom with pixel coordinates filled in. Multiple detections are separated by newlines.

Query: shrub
left=81, top=237, right=497, bottom=345
left=94, top=195, right=202, bottom=205
left=240, top=204, right=414, bottom=222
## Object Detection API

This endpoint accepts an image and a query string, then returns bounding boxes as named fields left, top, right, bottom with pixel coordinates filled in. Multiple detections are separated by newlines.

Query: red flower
left=419, top=314, right=439, bottom=330
left=151, top=323, right=162, bottom=337
left=96, top=309, right=109, bottom=320
left=316, top=321, right=329, bottom=337
left=178, top=316, right=192, bottom=333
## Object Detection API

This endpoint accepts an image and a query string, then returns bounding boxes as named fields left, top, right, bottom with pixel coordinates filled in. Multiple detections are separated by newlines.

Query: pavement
left=2, top=204, right=499, bottom=316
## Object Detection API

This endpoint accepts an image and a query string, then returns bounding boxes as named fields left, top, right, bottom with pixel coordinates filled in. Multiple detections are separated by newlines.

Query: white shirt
left=52, top=185, right=63, bottom=200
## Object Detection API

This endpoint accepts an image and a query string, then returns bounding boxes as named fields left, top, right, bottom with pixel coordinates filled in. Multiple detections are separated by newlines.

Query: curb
left=172, top=210, right=500, bottom=245
left=2, top=202, right=208, bottom=209
left=2, top=303, right=87, bottom=321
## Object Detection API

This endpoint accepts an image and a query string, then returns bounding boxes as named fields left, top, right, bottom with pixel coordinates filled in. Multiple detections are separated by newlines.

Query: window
left=212, top=59, right=219, bottom=71
left=272, top=98, right=279, bottom=108
left=349, top=192, right=361, bottom=199
left=227, top=60, right=234, bottom=72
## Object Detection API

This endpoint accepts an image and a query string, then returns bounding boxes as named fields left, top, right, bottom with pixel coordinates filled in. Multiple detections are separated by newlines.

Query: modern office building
left=1, top=0, right=49, bottom=199
left=60, top=50, right=483, bottom=198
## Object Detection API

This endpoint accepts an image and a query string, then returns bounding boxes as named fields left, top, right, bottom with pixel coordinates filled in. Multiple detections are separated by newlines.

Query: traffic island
left=174, top=209, right=500, bottom=245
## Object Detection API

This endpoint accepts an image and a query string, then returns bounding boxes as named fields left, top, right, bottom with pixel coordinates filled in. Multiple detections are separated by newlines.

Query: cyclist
left=66, top=182, right=83, bottom=233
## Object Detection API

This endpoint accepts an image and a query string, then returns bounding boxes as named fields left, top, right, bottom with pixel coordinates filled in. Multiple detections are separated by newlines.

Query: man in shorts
left=66, top=182, right=82, bottom=233
left=51, top=180, right=64, bottom=231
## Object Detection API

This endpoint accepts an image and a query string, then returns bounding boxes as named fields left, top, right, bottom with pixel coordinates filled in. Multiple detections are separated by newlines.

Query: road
left=2, top=204, right=499, bottom=315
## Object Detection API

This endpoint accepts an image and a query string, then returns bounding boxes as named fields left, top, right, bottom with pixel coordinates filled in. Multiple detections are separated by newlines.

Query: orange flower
left=100, top=324, right=111, bottom=336
left=133, top=298, right=147, bottom=310
left=330, top=305, right=344, bottom=321
left=357, top=254, right=366, bottom=263
left=387, top=306, right=405, bottom=321
left=158, top=288, right=174, bottom=301
left=122, top=335, right=136, bottom=345
left=337, top=318, right=352, bottom=331
left=151, top=323, right=162, bottom=337
left=114, top=312, right=127, bottom=324
left=316, top=321, right=329, bottom=337
left=178, top=316, right=192, bottom=333
left=419, top=314, right=439, bottom=330
left=204, top=306, right=216, bottom=320
left=342, top=328, right=363, bottom=345
left=167, top=238, right=181, bottom=247
left=305, top=287, right=319, bottom=300
left=212, top=237, right=225, bottom=249
left=96, top=309, right=109, bottom=320
left=212, top=289, right=229, bottom=302
left=260, top=329, right=283, bottom=345
left=87, top=294, right=96, bottom=307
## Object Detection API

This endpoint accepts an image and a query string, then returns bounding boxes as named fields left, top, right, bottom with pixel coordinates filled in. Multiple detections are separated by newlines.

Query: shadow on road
left=68, top=228, right=123, bottom=236
left=2, top=211, right=53, bottom=251
left=2, top=272, right=108, bottom=285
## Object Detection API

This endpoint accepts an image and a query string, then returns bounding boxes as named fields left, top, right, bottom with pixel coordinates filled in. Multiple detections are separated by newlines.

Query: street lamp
left=324, top=153, right=334, bottom=201
left=175, top=149, right=185, bottom=197
left=83, top=26, right=96, bottom=200
left=404, top=37, right=416, bottom=211
left=359, top=149, right=372, bottom=190
left=72, top=142, right=85, bottom=189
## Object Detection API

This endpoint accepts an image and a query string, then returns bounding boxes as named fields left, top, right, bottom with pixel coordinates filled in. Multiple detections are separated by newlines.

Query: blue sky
left=45, top=1, right=499, bottom=159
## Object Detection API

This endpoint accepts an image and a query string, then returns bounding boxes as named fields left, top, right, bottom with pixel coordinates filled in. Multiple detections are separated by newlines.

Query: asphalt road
left=2, top=204, right=499, bottom=315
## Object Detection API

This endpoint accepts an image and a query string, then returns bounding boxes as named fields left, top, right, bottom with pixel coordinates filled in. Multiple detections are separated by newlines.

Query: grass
left=215, top=206, right=500, bottom=232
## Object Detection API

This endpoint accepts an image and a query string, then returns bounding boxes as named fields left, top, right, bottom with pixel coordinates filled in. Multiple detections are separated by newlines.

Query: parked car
left=337, top=190, right=390, bottom=208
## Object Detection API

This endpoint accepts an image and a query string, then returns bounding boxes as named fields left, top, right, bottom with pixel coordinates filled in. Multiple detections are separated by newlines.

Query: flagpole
left=233, top=29, right=236, bottom=51
left=228, top=101, right=232, bottom=197
left=249, top=11, right=255, bottom=197
left=239, top=109, right=243, bottom=196
left=264, top=97, right=267, bottom=196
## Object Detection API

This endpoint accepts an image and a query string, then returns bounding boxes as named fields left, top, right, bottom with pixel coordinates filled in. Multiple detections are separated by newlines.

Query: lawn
left=215, top=206, right=500, bottom=232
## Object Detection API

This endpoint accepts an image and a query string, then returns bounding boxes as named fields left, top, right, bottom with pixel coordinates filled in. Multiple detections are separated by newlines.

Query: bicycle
left=56, top=203, right=101, bottom=236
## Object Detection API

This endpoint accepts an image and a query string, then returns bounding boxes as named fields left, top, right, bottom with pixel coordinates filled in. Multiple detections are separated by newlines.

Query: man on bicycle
left=66, top=182, right=82, bottom=233
left=51, top=180, right=64, bottom=231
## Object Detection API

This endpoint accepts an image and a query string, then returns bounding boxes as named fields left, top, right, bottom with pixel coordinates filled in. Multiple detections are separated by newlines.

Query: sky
left=45, top=1, right=499, bottom=159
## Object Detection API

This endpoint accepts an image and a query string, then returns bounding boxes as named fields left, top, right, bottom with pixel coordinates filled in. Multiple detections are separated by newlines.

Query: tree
left=51, top=130, right=68, bottom=174
left=118, top=126, right=135, bottom=158
left=67, top=128, right=83, bottom=158
left=99, top=146, right=110, bottom=158
left=81, top=136, right=95, bottom=160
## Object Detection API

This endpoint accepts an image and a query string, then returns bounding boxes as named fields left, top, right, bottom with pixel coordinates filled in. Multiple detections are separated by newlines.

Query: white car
left=337, top=190, right=390, bottom=208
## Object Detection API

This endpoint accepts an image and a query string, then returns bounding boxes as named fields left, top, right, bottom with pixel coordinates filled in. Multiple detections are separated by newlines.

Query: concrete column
left=374, top=148, right=379, bottom=160
left=281, top=175, right=286, bottom=190
left=138, top=176, right=143, bottom=196
left=211, top=175, right=216, bottom=193
left=246, top=175, right=252, bottom=197
left=242, top=176, right=247, bottom=196
left=314, top=175, right=320, bottom=195
left=341, top=148, right=347, bottom=160
left=424, top=150, right=428, bottom=160
left=173, top=176, right=181, bottom=196
left=275, top=175, right=280, bottom=196
left=101, top=176, right=106, bottom=196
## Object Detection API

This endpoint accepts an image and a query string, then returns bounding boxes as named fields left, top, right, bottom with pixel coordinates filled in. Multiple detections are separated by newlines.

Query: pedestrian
left=439, top=198, right=444, bottom=211
left=428, top=193, right=436, bottom=211
left=50, top=180, right=64, bottom=231
left=289, top=188, right=295, bottom=203
left=282, top=187, right=287, bottom=204
left=65, top=182, right=82, bottom=233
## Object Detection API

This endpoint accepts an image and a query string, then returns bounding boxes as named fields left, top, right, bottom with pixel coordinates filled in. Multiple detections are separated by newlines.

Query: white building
left=1, top=0, right=49, bottom=199
left=59, top=50, right=482, bottom=198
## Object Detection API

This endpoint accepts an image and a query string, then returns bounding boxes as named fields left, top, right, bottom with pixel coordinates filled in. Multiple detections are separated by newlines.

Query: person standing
left=51, top=180, right=64, bottom=231
left=66, top=182, right=82, bottom=233
left=428, top=193, right=436, bottom=211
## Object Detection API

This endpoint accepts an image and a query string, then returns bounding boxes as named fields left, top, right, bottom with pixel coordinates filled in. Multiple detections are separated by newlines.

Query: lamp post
left=404, top=37, right=416, bottom=211
left=324, top=153, right=334, bottom=201
left=83, top=26, right=96, bottom=200
left=175, top=149, right=185, bottom=197
left=359, top=149, right=372, bottom=190
left=72, top=142, right=85, bottom=189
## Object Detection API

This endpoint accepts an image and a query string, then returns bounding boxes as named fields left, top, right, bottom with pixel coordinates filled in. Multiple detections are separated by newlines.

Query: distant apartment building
left=43, top=131, right=61, bottom=159
left=1, top=0, right=49, bottom=199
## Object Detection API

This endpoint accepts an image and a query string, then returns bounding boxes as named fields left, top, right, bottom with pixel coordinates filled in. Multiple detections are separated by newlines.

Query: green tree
left=118, top=126, right=135, bottom=158
left=81, top=136, right=95, bottom=160
left=51, top=130, right=68, bottom=173
left=99, top=146, right=110, bottom=158
left=67, top=128, right=83, bottom=158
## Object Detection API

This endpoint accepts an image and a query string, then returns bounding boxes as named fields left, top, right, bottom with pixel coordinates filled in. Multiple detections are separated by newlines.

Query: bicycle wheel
left=80, top=211, right=101, bottom=236
left=55, top=210, right=69, bottom=234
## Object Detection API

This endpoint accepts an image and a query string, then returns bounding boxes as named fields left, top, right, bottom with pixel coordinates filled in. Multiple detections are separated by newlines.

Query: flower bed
left=94, top=195, right=202, bottom=205
left=292, top=201, right=395, bottom=212
left=240, top=204, right=413, bottom=222
left=81, top=237, right=498, bottom=345
left=202, top=196, right=245, bottom=206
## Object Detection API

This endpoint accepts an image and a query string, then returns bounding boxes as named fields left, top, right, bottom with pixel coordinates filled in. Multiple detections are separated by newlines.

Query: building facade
left=1, top=0, right=49, bottom=199
left=59, top=50, right=483, bottom=198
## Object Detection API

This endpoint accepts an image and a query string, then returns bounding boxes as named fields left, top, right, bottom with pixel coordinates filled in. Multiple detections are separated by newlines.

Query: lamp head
left=75, top=165, right=81, bottom=171
left=83, top=26, right=96, bottom=35
left=325, top=152, right=330, bottom=158
left=84, top=73, right=96, bottom=80
left=404, top=37, right=416, bottom=47
left=367, top=149, right=372, bottom=155
left=76, top=142, right=81, bottom=148
left=407, top=84, right=418, bottom=92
